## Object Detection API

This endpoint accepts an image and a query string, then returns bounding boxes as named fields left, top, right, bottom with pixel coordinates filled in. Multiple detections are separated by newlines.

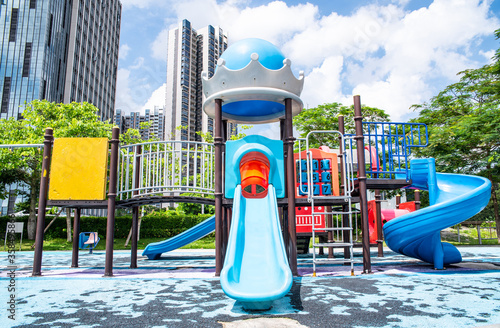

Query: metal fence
left=118, top=140, right=215, bottom=199
left=346, top=122, right=428, bottom=180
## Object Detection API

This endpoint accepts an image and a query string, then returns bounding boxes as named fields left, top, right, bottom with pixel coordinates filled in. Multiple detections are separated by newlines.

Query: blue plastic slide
left=383, top=158, right=491, bottom=269
left=220, top=185, right=293, bottom=310
left=142, top=215, right=215, bottom=260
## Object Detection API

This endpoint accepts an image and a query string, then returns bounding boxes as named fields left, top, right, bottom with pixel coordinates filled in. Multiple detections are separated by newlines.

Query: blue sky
left=116, top=0, right=500, bottom=138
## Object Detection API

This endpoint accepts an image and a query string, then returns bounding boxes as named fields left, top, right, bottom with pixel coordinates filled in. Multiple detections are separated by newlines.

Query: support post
left=71, top=208, right=81, bottom=268
left=338, top=115, right=351, bottom=260
left=375, top=190, right=383, bottom=257
left=130, top=145, right=141, bottom=269
left=280, top=118, right=290, bottom=253
left=104, top=127, right=120, bottom=277
left=354, top=95, right=371, bottom=274
left=214, top=99, right=224, bottom=276
left=414, top=190, right=421, bottom=210
left=396, top=194, right=401, bottom=209
left=285, top=98, right=298, bottom=276
left=32, top=128, right=54, bottom=276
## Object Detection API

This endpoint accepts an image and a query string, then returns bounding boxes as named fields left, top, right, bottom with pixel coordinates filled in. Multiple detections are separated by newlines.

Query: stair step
left=313, top=227, right=352, bottom=231
left=313, top=242, right=352, bottom=248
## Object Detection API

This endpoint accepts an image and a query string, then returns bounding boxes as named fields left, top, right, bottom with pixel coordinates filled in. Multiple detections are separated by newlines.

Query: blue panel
left=300, top=172, right=308, bottom=183
left=321, top=171, right=331, bottom=182
left=312, top=172, right=319, bottom=183
left=300, top=160, right=307, bottom=172
left=313, top=184, right=320, bottom=195
left=222, top=100, right=285, bottom=118
left=320, top=159, right=330, bottom=170
left=298, top=184, right=308, bottom=196
left=312, top=160, right=319, bottom=171
left=321, top=183, right=332, bottom=195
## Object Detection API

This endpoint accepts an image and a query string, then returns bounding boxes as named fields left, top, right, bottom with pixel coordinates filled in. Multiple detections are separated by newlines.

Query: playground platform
left=1, top=246, right=499, bottom=327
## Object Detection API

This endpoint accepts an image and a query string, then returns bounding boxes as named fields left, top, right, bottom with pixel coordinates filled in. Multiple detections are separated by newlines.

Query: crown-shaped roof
left=202, top=53, right=305, bottom=124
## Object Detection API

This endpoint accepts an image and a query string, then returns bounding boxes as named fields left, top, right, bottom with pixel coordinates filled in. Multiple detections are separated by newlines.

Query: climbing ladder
left=297, top=131, right=357, bottom=276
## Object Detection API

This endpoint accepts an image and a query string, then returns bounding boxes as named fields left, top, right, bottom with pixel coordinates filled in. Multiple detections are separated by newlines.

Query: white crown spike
left=202, top=55, right=305, bottom=123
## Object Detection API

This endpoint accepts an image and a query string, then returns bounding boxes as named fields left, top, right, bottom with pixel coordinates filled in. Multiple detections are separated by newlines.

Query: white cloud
left=115, top=68, right=141, bottom=114
left=119, top=44, right=131, bottom=60
left=141, top=83, right=166, bottom=111
left=151, top=29, right=169, bottom=61
left=119, top=0, right=171, bottom=9
left=118, top=0, right=499, bottom=129
left=301, top=56, right=344, bottom=108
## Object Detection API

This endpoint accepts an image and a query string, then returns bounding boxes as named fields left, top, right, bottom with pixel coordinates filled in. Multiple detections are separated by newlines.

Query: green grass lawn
left=2, top=227, right=497, bottom=253
left=1, top=234, right=216, bottom=252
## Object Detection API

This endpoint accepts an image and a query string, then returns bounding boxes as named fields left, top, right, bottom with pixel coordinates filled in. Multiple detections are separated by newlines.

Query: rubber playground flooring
left=1, top=246, right=499, bottom=327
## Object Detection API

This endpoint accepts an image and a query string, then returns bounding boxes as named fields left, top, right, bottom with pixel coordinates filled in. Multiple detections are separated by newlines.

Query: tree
left=410, top=32, right=500, bottom=241
left=293, top=102, right=390, bottom=149
left=0, top=100, right=113, bottom=239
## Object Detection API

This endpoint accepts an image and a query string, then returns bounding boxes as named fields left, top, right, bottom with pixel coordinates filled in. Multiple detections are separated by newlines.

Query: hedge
left=0, top=213, right=212, bottom=240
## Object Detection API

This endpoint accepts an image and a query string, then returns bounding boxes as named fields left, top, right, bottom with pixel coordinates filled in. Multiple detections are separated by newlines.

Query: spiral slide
left=220, top=184, right=293, bottom=310
left=383, top=158, right=491, bottom=269
left=142, top=215, right=215, bottom=260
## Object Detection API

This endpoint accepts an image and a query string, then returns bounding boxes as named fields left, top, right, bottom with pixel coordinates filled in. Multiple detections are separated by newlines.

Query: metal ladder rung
left=313, top=242, right=352, bottom=248
left=312, top=227, right=352, bottom=231
left=309, top=196, right=351, bottom=200
left=313, top=258, right=355, bottom=264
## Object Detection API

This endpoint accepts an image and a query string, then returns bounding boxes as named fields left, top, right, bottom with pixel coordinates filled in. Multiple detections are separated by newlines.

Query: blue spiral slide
left=220, top=184, right=293, bottom=310
left=383, top=158, right=491, bottom=269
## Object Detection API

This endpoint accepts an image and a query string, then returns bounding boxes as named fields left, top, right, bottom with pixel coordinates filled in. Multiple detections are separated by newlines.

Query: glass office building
left=0, top=0, right=121, bottom=122
left=0, top=0, right=71, bottom=119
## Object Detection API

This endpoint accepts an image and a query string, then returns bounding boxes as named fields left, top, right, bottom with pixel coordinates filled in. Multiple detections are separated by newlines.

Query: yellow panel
left=48, top=138, right=109, bottom=200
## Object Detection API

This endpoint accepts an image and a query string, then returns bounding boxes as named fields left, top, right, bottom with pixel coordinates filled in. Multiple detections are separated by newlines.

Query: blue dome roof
left=219, top=38, right=286, bottom=70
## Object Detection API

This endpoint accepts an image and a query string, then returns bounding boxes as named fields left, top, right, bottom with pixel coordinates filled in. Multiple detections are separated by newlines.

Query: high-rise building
left=64, top=0, right=121, bottom=121
left=0, top=0, right=121, bottom=122
left=165, top=19, right=237, bottom=142
left=114, top=107, right=166, bottom=141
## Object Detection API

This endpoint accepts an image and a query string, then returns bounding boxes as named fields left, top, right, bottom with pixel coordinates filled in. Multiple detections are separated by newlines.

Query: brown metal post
left=279, top=118, right=290, bottom=255
left=414, top=190, right=421, bottom=210
left=214, top=99, right=224, bottom=276
left=285, top=98, right=298, bottom=276
left=32, top=127, right=54, bottom=276
left=327, top=205, right=334, bottom=258
left=354, top=95, right=371, bottom=274
left=104, top=127, right=120, bottom=277
left=375, top=190, right=383, bottom=257
left=338, top=115, right=351, bottom=260
left=396, top=194, right=401, bottom=209
left=71, top=208, right=81, bottom=268
left=131, top=145, right=141, bottom=269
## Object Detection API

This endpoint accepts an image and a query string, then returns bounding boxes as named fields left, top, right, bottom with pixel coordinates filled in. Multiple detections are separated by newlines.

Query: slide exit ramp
left=142, top=215, right=215, bottom=260
left=220, top=185, right=293, bottom=310
left=383, top=158, right=491, bottom=269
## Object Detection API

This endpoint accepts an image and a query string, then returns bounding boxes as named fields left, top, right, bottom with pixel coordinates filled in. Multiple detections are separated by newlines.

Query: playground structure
left=30, top=38, right=492, bottom=310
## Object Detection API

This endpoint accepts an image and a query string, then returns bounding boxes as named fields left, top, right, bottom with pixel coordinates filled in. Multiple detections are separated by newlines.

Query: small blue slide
left=220, top=185, right=293, bottom=310
left=383, top=158, right=491, bottom=269
left=142, top=215, right=215, bottom=260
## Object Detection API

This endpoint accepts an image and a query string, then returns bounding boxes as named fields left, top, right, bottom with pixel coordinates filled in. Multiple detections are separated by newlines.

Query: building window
left=9, top=9, right=18, bottom=42
left=30, top=0, right=36, bottom=9
left=22, top=43, right=32, bottom=77
left=1, top=77, right=11, bottom=113
left=47, top=14, right=53, bottom=47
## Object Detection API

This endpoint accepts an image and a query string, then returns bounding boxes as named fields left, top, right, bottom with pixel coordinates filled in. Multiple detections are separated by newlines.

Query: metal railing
left=118, top=140, right=215, bottom=199
left=346, top=122, right=428, bottom=180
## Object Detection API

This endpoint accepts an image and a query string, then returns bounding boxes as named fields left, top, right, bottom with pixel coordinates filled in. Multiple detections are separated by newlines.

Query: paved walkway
left=1, top=246, right=499, bottom=327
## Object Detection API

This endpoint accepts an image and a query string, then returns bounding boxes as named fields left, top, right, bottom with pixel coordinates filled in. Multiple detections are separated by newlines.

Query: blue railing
left=346, top=122, right=428, bottom=180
